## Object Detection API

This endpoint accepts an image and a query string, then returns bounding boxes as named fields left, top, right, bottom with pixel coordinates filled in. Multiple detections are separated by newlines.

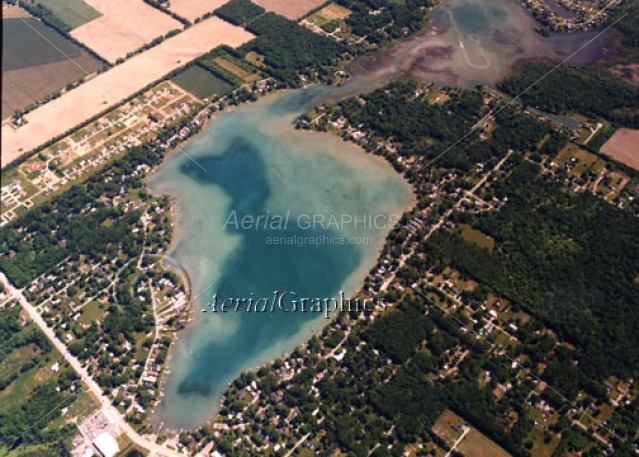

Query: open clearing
left=168, top=0, right=229, bottom=21
left=1, top=16, right=254, bottom=166
left=433, top=410, right=511, bottom=457
left=70, top=0, right=183, bottom=63
left=307, top=3, right=351, bottom=26
left=457, top=428, right=512, bottom=457
left=600, top=128, right=639, bottom=171
left=35, top=0, right=102, bottom=30
left=555, top=143, right=606, bottom=176
left=2, top=15, right=101, bottom=119
left=252, top=0, right=326, bottom=20
left=458, top=224, right=494, bottom=251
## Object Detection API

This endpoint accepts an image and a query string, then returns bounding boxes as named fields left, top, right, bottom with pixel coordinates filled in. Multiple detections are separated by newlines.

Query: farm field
left=1, top=16, right=254, bottom=167
left=1, top=80, right=199, bottom=225
left=2, top=14, right=101, bottom=120
left=600, top=128, right=639, bottom=171
left=171, top=66, right=234, bottom=99
left=35, top=0, right=102, bottom=30
left=3, top=18, right=81, bottom=71
left=252, top=0, right=326, bottom=20
left=70, top=0, right=183, bottom=63
left=2, top=4, right=30, bottom=18
left=168, top=0, right=229, bottom=21
left=213, top=56, right=261, bottom=82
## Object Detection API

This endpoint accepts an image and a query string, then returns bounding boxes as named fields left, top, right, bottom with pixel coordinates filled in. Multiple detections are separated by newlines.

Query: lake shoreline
left=146, top=86, right=415, bottom=430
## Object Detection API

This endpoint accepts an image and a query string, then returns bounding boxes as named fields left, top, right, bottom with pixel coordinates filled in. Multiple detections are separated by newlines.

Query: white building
left=92, top=432, right=119, bottom=457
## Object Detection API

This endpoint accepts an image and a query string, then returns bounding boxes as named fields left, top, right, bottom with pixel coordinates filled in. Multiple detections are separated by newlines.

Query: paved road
left=0, top=272, right=185, bottom=457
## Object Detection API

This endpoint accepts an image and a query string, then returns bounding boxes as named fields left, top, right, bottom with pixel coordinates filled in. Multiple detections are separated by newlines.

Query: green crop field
left=171, top=66, right=235, bottom=100
left=2, top=18, right=80, bottom=71
left=35, top=0, right=102, bottom=30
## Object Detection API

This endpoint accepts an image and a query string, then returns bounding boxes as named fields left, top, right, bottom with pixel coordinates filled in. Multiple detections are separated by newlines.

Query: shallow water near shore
left=149, top=89, right=413, bottom=429
left=344, top=0, right=615, bottom=90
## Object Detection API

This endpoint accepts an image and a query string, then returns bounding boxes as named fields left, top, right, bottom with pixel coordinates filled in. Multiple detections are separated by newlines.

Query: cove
left=148, top=88, right=414, bottom=429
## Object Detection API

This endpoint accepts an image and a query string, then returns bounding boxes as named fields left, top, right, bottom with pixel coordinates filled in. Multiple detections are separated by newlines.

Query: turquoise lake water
left=149, top=89, right=413, bottom=428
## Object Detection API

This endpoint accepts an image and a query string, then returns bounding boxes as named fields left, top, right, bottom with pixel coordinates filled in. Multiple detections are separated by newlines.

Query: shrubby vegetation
left=0, top=308, right=52, bottom=390
left=0, top=309, right=76, bottom=452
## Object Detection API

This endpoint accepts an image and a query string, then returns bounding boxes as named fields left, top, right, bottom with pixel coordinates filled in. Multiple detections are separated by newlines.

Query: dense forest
left=421, top=161, right=639, bottom=379
left=614, top=0, right=639, bottom=48
left=498, top=63, right=639, bottom=127
left=0, top=194, right=142, bottom=288
left=215, top=0, right=265, bottom=26
left=0, top=143, right=166, bottom=288
left=318, top=296, right=537, bottom=456
left=243, top=13, right=346, bottom=84
left=339, top=80, right=554, bottom=171
left=335, top=0, right=433, bottom=44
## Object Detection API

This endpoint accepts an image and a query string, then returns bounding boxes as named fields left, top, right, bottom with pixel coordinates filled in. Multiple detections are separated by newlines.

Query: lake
left=149, top=89, right=413, bottom=429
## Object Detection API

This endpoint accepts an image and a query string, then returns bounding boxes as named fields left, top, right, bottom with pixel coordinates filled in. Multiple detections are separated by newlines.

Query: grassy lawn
left=116, top=434, right=149, bottom=456
left=434, top=410, right=512, bottom=457
left=1, top=168, right=40, bottom=201
left=171, top=66, right=234, bottom=100
left=555, top=143, right=606, bottom=177
left=79, top=300, right=104, bottom=325
left=307, top=3, right=351, bottom=26
left=35, top=0, right=102, bottom=30
left=0, top=363, right=53, bottom=414
left=0, top=442, right=64, bottom=457
left=528, top=427, right=560, bottom=457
